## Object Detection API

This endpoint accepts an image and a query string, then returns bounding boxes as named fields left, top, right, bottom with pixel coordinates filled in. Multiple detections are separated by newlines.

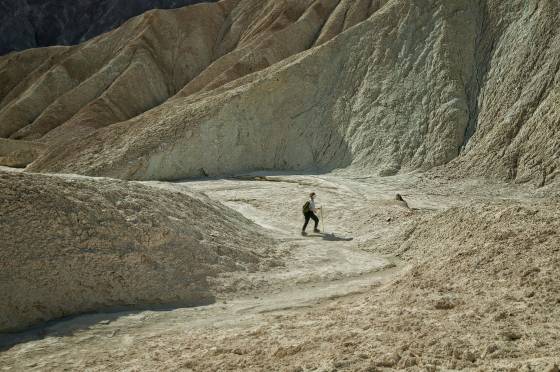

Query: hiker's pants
left=303, top=211, right=319, bottom=231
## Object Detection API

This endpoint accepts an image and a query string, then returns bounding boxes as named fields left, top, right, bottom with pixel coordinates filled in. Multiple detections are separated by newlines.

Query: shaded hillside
left=0, top=0, right=214, bottom=56
left=0, top=0, right=558, bottom=185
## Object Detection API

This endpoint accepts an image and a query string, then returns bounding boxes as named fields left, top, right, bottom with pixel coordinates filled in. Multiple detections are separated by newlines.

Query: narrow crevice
left=211, top=9, right=234, bottom=62
left=310, top=6, right=343, bottom=50
left=461, top=0, right=493, bottom=153
left=312, top=0, right=347, bottom=47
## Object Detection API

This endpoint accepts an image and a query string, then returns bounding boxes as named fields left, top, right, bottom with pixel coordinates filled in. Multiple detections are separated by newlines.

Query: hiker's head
left=310, top=192, right=316, bottom=200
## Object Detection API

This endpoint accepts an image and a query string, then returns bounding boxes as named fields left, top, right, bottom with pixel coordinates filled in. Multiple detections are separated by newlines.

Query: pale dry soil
left=1, top=171, right=558, bottom=371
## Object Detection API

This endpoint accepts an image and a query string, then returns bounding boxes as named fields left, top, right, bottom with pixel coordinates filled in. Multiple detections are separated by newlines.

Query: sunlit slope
left=0, top=0, right=556, bottom=184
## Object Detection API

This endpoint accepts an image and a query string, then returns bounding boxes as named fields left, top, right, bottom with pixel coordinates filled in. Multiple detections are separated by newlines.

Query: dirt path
left=1, top=172, right=541, bottom=370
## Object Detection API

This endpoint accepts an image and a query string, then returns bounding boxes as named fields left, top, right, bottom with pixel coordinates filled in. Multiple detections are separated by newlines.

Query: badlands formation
left=0, top=0, right=557, bottom=183
left=0, top=0, right=559, bottom=370
left=0, top=0, right=214, bottom=55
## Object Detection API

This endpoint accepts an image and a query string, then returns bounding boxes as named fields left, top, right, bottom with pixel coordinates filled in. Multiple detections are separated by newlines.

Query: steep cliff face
left=0, top=0, right=215, bottom=56
left=1, top=0, right=558, bottom=185
left=450, top=0, right=560, bottom=185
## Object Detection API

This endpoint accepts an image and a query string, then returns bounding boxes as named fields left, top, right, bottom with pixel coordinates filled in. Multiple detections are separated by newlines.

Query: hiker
left=302, top=192, right=321, bottom=235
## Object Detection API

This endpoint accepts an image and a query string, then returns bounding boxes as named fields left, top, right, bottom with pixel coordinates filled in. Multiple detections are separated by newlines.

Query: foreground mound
left=0, top=170, right=272, bottom=333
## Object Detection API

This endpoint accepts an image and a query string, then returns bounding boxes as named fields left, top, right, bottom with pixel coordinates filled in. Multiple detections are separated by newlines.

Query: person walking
left=302, top=192, right=321, bottom=235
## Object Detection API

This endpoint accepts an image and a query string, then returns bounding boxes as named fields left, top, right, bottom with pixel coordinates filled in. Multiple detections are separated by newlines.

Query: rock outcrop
left=0, top=169, right=272, bottom=332
left=0, top=0, right=215, bottom=56
left=0, top=0, right=558, bottom=185
left=0, top=138, right=46, bottom=167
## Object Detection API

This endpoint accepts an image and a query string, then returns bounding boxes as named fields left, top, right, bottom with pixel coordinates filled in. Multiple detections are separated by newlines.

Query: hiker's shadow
left=308, top=233, right=353, bottom=241
left=322, top=233, right=353, bottom=241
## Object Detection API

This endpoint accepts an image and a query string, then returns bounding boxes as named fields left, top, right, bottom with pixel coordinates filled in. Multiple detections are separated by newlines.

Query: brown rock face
left=0, top=169, right=271, bottom=332
left=0, top=138, right=46, bottom=167
left=0, top=0, right=558, bottom=184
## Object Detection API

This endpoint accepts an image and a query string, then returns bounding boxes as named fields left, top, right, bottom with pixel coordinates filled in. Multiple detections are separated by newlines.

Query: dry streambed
left=1, top=172, right=559, bottom=371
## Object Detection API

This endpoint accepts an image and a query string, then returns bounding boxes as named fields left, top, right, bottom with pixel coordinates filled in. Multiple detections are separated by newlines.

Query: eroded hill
left=0, top=168, right=274, bottom=332
left=0, top=0, right=558, bottom=183
left=0, top=0, right=215, bottom=56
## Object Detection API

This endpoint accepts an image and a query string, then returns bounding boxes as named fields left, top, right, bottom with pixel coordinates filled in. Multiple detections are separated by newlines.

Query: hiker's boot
left=301, top=231, right=307, bottom=236
left=313, top=229, right=320, bottom=233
